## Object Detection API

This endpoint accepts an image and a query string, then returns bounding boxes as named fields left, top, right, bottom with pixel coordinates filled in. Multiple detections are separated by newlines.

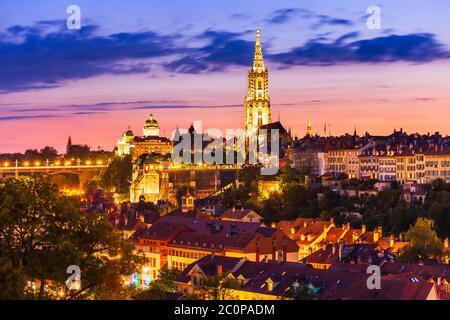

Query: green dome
left=144, top=114, right=159, bottom=128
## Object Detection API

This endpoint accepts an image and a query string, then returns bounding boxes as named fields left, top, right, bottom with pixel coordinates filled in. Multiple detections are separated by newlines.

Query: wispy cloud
left=0, top=21, right=180, bottom=93
left=0, top=115, right=65, bottom=121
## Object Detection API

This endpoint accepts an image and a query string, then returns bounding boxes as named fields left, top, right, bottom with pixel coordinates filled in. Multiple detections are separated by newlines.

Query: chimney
left=267, top=279, right=273, bottom=292
left=390, top=234, right=395, bottom=248
left=217, top=264, right=223, bottom=276
left=373, top=229, right=380, bottom=243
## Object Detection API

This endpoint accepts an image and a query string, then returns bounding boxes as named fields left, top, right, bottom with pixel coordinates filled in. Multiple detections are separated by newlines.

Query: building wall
left=425, top=154, right=450, bottom=183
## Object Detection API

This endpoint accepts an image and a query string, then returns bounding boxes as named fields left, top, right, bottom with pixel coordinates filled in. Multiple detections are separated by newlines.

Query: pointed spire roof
left=252, top=28, right=265, bottom=72
left=306, top=119, right=314, bottom=138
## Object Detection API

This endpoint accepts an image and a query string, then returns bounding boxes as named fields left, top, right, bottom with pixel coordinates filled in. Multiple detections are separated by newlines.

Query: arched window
left=257, top=109, right=263, bottom=127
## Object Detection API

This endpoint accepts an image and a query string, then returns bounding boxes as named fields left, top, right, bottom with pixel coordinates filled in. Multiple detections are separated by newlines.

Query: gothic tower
left=244, top=28, right=271, bottom=137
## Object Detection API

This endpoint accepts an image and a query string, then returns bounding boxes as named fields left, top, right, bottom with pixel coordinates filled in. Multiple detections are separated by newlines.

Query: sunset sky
left=1, top=0, right=450, bottom=153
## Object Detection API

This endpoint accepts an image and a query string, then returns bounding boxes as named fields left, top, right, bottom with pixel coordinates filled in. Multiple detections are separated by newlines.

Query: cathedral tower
left=244, top=28, right=271, bottom=136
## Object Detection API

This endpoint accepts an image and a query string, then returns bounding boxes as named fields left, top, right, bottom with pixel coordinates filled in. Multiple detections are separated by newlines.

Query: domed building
left=115, top=113, right=172, bottom=159
left=143, top=114, right=160, bottom=137
left=116, top=128, right=135, bottom=156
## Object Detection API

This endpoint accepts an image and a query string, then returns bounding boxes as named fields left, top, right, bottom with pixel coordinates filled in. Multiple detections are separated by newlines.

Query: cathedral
left=244, top=28, right=291, bottom=159
left=244, top=28, right=272, bottom=137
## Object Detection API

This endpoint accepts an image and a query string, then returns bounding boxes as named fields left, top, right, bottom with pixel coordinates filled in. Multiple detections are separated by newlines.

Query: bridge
left=0, top=161, right=108, bottom=186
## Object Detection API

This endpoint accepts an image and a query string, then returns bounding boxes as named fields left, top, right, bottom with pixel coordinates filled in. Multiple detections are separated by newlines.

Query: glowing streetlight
left=96, top=160, right=103, bottom=165
left=24, top=161, right=30, bottom=167
left=55, top=161, right=61, bottom=166
left=65, top=161, right=72, bottom=166
left=85, top=160, right=92, bottom=165
left=34, top=161, right=41, bottom=166
left=3, top=162, right=9, bottom=167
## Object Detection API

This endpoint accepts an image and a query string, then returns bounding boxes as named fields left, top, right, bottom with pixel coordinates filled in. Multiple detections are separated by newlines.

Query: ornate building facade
left=115, top=114, right=173, bottom=159
left=244, top=28, right=272, bottom=137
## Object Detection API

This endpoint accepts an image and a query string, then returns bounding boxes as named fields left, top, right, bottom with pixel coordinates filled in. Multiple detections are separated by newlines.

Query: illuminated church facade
left=244, top=28, right=272, bottom=137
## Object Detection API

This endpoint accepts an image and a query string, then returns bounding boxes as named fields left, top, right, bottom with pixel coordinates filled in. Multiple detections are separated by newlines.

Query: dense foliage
left=0, top=177, right=138, bottom=299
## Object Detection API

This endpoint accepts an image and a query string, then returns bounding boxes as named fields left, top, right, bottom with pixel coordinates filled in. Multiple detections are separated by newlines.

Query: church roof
left=258, top=121, right=287, bottom=134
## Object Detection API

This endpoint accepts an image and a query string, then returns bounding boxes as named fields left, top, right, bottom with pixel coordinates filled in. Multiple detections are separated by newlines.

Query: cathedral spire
left=252, top=28, right=265, bottom=72
left=306, top=119, right=314, bottom=138
left=244, top=27, right=271, bottom=136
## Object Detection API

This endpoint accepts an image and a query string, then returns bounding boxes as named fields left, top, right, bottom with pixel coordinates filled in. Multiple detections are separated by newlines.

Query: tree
left=282, top=283, right=318, bottom=300
left=66, top=144, right=91, bottom=160
left=24, top=149, right=41, bottom=161
left=99, top=155, right=132, bottom=195
left=40, top=146, right=59, bottom=160
left=134, top=265, right=179, bottom=300
left=278, top=162, right=300, bottom=191
left=195, top=274, right=239, bottom=300
left=389, top=205, right=418, bottom=234
left=400, top=218, right=445, bottom=262
left=0, top=176, right=138, bottom=300
left=260, top=193, right=283, bottom=222
left=427, top=191, right=450, bottom=236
